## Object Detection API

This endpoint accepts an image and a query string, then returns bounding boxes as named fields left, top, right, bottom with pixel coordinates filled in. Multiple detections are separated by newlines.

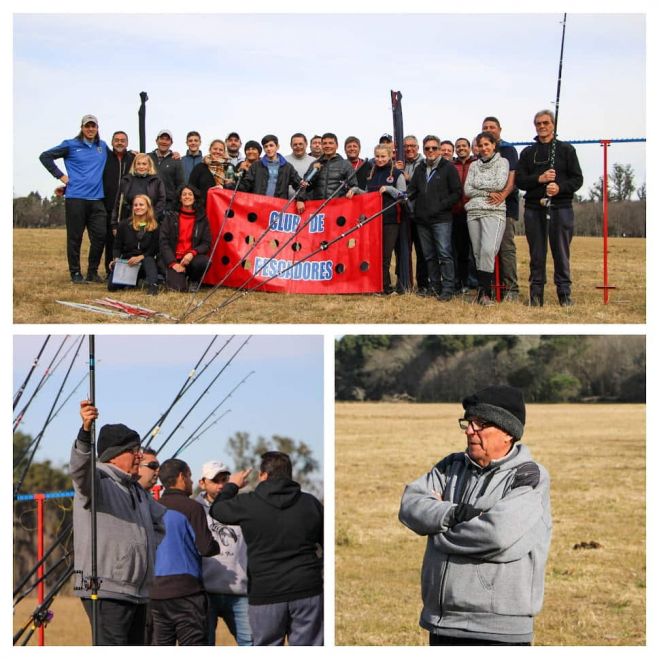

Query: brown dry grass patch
left=13, top=595, right=237, bottom=646
left=335, top=402, right=645, bottom=646
left=14, top=229, right=645, bottom=324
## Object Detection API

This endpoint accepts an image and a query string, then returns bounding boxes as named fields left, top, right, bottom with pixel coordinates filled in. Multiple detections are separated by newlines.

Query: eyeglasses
left=140, top=461, right=160, bottom=470
left=404, top=144, right=418, bottom=149
left=458, top=417, right=493, bottom=432
left=534, top=120, right=553, bottom=126
left=424, top=146, right=440, bottom=152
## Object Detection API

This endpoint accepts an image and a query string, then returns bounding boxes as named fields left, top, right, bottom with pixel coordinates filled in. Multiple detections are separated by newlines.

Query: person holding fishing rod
left=70, top=400, right=166, bottom=645
left=516, top=109, right=583, bottom=307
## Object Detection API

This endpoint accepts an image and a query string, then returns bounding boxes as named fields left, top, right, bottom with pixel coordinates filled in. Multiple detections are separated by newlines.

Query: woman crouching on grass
left=159, top=185, right=212, bottom=292
left=108, top=194, right=160, bottom=295
left=463, top=131, right=510, bottom=306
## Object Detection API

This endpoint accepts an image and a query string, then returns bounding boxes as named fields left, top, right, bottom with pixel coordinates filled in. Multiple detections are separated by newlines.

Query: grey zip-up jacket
left=70, top=429, right=166, bottom=602
left=399, top=443, right=551, bottom=643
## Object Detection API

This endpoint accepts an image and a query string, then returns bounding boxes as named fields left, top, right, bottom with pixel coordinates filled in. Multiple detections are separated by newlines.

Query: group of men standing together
left=71, top=401, right=323, bottom=646
left=40, top=109, right=582, bottom=306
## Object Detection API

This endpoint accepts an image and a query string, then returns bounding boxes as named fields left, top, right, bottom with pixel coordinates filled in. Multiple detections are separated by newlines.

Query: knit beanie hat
left=462, top=385, right=526, bottom=440
left=244, top=140, right=263, bottom=154
left=97, top=423, right=141, bottom=462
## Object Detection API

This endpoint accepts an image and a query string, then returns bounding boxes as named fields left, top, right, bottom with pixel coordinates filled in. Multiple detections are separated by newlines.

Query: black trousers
left=108, top=256, right=159, bottom=290
left=452, top=210, right=477, bottom=290
left=524, top=205, right=574, bottom=298
left=410, top=221, right=429, bottom=289
left=165, top=254, right=210, bottom=291
left=65, top=198, right=107, bottom=276
left=151, top=593, right=208, bottom=645
left=383, top=223, right=400, bottom=292
left=102, top=202, right=115, bottom=275
left=81, top=598, right=147, bottom=645
left=430, top=632, right=530, bottom=646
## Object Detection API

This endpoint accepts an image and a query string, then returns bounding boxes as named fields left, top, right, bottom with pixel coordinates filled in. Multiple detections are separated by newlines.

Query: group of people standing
left=39, top=110, right=582, bottom=306
left=72, top=401, right=324, bottom=646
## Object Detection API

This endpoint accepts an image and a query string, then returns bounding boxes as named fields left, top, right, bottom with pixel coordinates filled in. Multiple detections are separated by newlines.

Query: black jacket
left=149, top=150, right=185, bottom=207
left=103, top=149, right=134, bottom=214
left=159, top=207, right=212, bottom=268
left=112, top=174, right=166, bottom=227
left=300, top=153, right=357, bottom=201
left=112, top=223, right=159, bottom=260
left=407, top=158, right=462, bottom=224
left=238, top=156, right=302, bottom=199
left=516, top=138, right=583, bottom=209
left=210, top=479, right=323, bottom=605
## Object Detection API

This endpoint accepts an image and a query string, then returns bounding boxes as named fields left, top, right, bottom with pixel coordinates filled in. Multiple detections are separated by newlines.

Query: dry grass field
left=14, top=229, right=645, bottom=324
left=335, top=402, right=645, bottom=646
left=13, top=595, right=237, bottom=646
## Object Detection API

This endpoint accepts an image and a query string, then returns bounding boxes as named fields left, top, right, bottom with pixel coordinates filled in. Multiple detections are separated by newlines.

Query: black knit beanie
left=462, top=385, right=526, bottom=440
left=97, top=423, right=141, bottom=462
left=244, top=140, right=263, bottom=154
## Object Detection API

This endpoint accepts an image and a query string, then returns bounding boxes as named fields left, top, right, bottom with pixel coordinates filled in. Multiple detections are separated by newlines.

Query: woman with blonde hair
left=111, top=152, right=166, bottom=228
left=188, top=139, right=237, bottom=203
left=108, top=194, right=160, bottom=295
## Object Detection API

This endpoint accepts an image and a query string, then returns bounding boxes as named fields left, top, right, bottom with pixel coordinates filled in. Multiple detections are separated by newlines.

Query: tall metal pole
left=138, top=92, right=148, bottom=153
left=88, top=336, right=99, bottom=645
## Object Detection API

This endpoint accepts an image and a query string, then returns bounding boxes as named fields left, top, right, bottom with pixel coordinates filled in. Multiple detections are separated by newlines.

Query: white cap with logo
left=201, top=461, right=231, bottom=480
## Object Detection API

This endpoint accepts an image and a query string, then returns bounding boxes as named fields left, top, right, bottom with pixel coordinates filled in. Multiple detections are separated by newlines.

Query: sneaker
left=86, top=272, right=103, bottom=284
left=71, top=272, right=88, bottom=284
left=503, top=291, right=520, bottom=302
left=529, top=295, right=544, bottom=307
left=477, top=294, right=495, bottom=307
left=437, top=291, right=453, bottom=302
left=558, top=294, right=574, bottom=307
left=147, top=284, right=159, bottom=296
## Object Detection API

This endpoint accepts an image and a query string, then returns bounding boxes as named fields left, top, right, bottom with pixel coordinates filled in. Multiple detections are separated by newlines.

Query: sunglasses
left=141, top=461, right=160, bottom=470
left=424, top=146, right=440, bottom=152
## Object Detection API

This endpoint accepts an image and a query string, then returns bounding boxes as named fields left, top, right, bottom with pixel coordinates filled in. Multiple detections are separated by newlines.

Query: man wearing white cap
left=39, top=114, right=109, bottom=283
left=195, top=461, right=253, bottom=646
left=149, top=129, right=185, bottom=211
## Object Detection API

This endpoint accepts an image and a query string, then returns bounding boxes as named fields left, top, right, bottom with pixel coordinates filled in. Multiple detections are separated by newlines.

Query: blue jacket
left=151, top=488, right=219, bottom=600
left=39, top=137, right=108, bottom=199
left=182, top=151, right=204, bottom=183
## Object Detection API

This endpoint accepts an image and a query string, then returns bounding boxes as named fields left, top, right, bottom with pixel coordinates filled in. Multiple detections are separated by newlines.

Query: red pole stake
left=36, top=493, right=45, bottom=646
left=602, top=140, right=610, bottom=304
left=494, top=254, right=501, bottom=302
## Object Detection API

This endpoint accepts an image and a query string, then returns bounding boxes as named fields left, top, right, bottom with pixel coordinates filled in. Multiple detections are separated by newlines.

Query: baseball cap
left=81, top=114, right=98, bottom=126
left=157, top=129, right=173, bottom=140
left=201, top=461, right=231, bottom=480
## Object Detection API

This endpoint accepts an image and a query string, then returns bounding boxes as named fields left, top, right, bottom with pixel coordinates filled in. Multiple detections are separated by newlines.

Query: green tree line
left=336, top=335, right=645, bottom=403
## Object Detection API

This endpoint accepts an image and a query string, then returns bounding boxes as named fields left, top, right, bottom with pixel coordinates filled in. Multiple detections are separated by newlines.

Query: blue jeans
left=207, top=593, right=253, bottom=646
left=415, top=221, right=454, bottom=293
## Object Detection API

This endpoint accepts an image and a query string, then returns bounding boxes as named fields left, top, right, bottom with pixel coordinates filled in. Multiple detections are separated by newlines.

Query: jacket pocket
left=441, top=555, right=496, bottom=613
left=110, top=542, right=147, bottom=585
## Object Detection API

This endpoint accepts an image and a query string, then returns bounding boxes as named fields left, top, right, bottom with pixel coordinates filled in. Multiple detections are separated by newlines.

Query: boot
left=476, top=271, right=494, bottom=306
left=529, top=287, right=544, bottom=307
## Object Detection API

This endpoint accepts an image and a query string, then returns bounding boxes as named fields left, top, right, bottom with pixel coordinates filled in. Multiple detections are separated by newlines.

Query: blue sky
left=13, top=335, right=324, bottom=487
left=12, top=7, right=647, bottom=201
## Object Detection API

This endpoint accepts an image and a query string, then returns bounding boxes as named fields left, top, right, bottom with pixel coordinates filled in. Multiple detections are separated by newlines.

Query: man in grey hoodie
left=195, top=461, right=253, bottom=646
left=399, top=385, right=552, bottom=645
left=70, top=400, right=166, bottom=645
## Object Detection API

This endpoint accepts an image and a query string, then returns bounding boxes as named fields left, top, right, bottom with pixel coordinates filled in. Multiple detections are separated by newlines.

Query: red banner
left=204, top=189, right=383, bottom=294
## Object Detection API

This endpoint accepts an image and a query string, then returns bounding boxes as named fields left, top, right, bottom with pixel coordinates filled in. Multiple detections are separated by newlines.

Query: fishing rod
left=13, top=563, right=74, bottom=646
left=171, top=370, right=255, bottom=458
left=542, top=12, right=568, bottom=218
left=14, top=553, right=71, bottom=608
left=13, top=520, right=73, bottom=600
left=177, top=170, right=320, bottom=324
left=154, top=336, right=252, bottom=456
left=142, top=336, right=233, bottom=447
left=13, top=336, right=70, bottom=431
left=183, top=169, right=247, bottom=309
left=172, top=410, right=231, bottom=459
left=13, top=337, right=85, bottom=497
left=14, top=336, right=51, bottom=410
left=193, top=196, right=406, bottom=321
left=202, top=162, right=368, bottom=318
left=88, top=335, right=100, bottom=646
